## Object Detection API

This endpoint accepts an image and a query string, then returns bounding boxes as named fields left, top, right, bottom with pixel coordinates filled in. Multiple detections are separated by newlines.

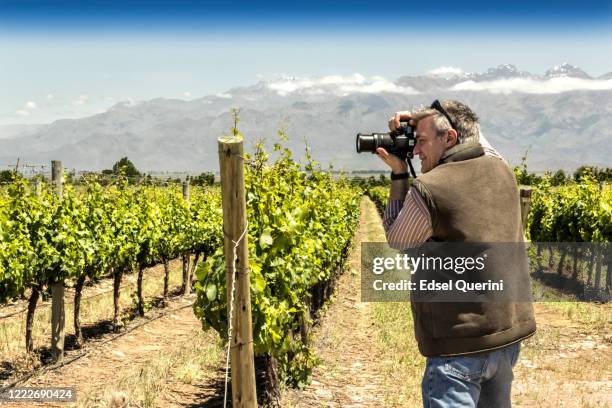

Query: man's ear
left=446, top=129, right=458, bottom=147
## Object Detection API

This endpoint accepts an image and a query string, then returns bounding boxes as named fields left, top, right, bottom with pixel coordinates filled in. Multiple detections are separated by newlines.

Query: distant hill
left=1, top=63, right=611, bottom=173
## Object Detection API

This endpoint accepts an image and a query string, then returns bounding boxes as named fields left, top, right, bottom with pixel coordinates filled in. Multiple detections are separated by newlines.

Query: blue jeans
left=422, top=342, right=521, bottom=408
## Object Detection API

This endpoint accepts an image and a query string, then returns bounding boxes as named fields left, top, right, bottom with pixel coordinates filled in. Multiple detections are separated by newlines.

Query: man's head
left=411, top=100, right=480, bottom=173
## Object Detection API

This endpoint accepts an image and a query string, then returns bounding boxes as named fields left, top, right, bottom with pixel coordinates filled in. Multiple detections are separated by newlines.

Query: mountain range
left=1, top=63, right=611, bottom=174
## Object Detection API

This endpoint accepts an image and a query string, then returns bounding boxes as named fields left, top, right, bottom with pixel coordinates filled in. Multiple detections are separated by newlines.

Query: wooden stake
left=182, top=180, right=190, bottom=203
left=218, top=136, right=257, bottom=407
left=51, top=160, right=65, bottom=363
left=182, top=180, right=192, bottom=295
left=52, top=160, right=63, bottom=199
left=34, top=179, right=42, bottom=197
left=519, top=187, right=532, bottom=232
left=26, top=179, right=43, bottom=354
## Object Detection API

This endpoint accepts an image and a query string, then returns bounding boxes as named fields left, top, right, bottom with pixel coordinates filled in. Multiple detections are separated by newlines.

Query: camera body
left=355, top=124, right=416, bottom=160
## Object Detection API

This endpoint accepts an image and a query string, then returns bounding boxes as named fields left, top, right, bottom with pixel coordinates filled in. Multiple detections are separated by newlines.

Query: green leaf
left=259, top=228, right=274, bottom=247
left=205, top=284, right=217, bottom=301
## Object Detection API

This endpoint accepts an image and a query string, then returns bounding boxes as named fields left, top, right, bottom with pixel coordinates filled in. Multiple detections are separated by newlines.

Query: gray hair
left=412, top=100, right=480, bottom=144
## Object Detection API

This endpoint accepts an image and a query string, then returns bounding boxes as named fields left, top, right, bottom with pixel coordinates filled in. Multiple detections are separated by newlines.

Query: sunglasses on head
left=430, top=99, right=459, bottom=138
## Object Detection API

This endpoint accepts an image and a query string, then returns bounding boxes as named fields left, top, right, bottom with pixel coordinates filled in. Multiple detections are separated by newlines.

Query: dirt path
left=281, top=196, right=394, bottom=407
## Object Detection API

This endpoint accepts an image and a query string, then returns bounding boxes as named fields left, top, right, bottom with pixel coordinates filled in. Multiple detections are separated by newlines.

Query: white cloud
left=15, top=101, right=37, bottom=116
left=451, top=77, right=612, bottom=94
left=73, top=95, right=89, bottom=106
left=267, top=74, right=419, bottom=96
left=268, top=77, right=315, bottom=95
left=425, top=66, right=465, bottom=79
left=46, top=93, right=54, bottom=100
left=215, top=93, right=232, bottom=99
left=183, top=91, right=192, bottom=97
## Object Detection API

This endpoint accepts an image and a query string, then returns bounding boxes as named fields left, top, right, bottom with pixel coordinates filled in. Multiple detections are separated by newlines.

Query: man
left=377, top=99, right=536, bottom=408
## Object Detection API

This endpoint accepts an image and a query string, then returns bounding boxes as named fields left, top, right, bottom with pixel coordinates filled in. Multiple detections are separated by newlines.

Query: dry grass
left=0, top=260, right=184, bottom=377
left=76, top=330, right=222, bottom=408
left=363, top=196, right=425, bottom=406
left=548, top=301, right=611, bottom=329
left=6, top=297, right=223, bottom=408
left=372, top=302, right=424, bottom=407
left=514, top=301, right=612, bottom=407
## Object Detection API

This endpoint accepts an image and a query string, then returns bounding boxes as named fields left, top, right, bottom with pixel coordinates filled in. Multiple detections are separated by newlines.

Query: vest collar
left=438, top=143, right=485, bottom=165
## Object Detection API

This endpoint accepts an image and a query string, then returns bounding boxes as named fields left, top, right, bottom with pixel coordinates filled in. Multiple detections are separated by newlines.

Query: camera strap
left=407, top=159, right=417, bottom=178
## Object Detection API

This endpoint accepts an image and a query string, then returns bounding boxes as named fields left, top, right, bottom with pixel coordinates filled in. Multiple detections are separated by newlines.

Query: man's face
left=413, top=116, right=449, bottom=173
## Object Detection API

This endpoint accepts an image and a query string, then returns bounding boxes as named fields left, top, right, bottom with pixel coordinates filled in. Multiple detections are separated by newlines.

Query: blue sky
left=1, top=0, right=611, bottom=125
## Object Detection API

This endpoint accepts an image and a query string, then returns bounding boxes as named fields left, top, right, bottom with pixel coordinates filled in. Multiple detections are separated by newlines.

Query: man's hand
left=388, top=111, right=415, bottom=133
left=376, top=147, right=408, bottom=174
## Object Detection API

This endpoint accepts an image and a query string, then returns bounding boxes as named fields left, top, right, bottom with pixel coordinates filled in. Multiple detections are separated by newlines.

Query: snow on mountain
left=399, top=63, right=599, bottom=92
left=545, top=62, right=591, bottom=79
left=449, top=63, right=612, bottom=94
left=474, top=64, right=535, bottom=81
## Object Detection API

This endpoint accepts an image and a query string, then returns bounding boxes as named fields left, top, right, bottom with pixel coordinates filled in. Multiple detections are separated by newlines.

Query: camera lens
left=356, top=126, right=415, bottom=160
left=356, top=133, right=376, bottom=153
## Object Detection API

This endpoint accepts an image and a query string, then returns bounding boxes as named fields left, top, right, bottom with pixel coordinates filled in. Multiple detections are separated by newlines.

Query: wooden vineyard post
left=52, top=160, right=63, bottom=199
left=218, top=136, right=258, bottom=407
left=182, top=180, right=191, bottom=295
left=182, top=180, right=190, bottom=202
left=51, top=160, right=65, bottom=363
left=34, top=179, right=42, bottom=197
left=519, top=187, right=532, bottom=231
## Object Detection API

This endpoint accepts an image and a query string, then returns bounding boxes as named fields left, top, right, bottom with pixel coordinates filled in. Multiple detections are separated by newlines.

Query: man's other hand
left=388, top=111, right=415, bottom=132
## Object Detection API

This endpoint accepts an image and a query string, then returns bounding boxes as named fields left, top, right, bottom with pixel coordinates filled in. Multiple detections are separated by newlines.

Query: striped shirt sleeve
left=383, top=187, right=433, bottom=249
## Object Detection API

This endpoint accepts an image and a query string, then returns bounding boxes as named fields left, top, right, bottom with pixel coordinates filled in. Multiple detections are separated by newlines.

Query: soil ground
left=1, top=196, right=610, bottom=407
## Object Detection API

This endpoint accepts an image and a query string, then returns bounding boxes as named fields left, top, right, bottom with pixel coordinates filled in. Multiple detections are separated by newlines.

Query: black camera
left=355, top=124, right=416, bottom=160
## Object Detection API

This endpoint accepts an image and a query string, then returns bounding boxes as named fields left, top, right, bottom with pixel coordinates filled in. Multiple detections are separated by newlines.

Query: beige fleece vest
left=410, top=143, right=536, bottom=356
